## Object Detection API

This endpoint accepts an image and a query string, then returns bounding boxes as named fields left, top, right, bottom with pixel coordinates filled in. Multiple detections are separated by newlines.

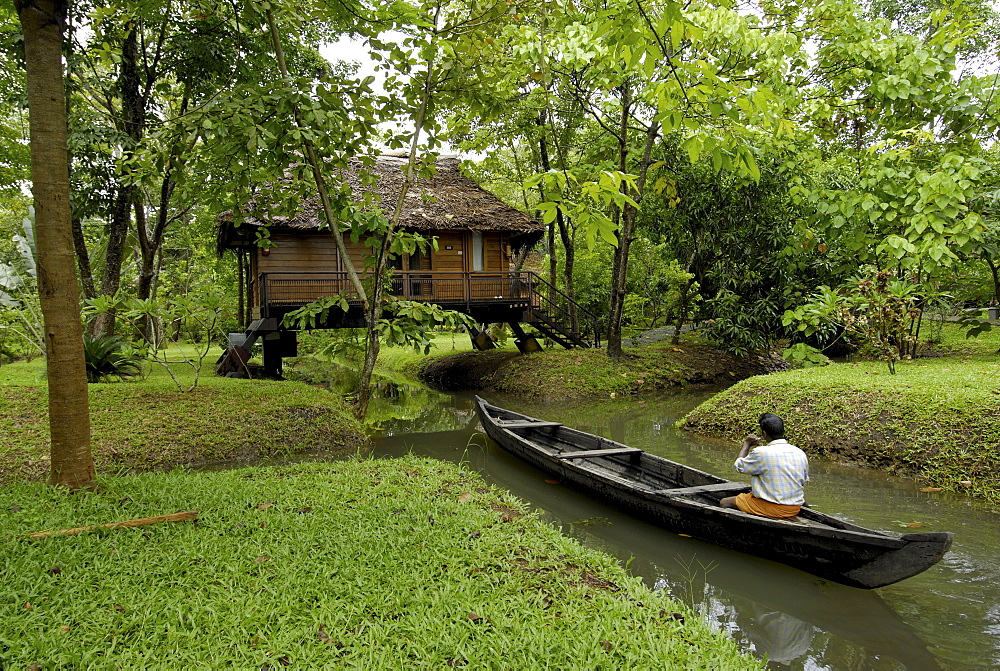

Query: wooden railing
left=259, top=271, right=535, bottom=306
left=257, top=270, right=602, bottom=346
left=526, top=271, right=602, bottom=347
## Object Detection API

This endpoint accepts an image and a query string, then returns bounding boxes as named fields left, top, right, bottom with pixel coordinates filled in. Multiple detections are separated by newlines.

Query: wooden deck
left=218, top=270, right=603, bottom=377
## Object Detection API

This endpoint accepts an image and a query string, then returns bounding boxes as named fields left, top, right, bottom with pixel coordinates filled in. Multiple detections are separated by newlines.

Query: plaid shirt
left=734, top=439, right=809, bottom=506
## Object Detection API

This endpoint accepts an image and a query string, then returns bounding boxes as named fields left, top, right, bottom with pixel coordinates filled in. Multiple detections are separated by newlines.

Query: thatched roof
left=218, top=155, right=542, bottom=251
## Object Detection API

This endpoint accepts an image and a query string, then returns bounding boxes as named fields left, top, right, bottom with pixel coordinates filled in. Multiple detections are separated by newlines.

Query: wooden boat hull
left=474, top=397, right=952, bottom=589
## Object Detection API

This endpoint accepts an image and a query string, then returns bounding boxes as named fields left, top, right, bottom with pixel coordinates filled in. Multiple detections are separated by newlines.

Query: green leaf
left=711, top=148, right=723, bottom=172
left=681, top=137, right=701, bottom=164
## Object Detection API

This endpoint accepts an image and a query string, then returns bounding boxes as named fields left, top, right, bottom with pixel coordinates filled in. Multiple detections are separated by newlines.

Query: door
left=409, top=250, right=431, bottom=297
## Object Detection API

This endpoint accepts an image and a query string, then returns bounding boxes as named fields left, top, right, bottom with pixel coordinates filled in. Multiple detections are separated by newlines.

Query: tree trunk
left=537, top=113, right=559, bottom=307
left=606, top=82, right=634, bottom=360
left=135, top=172, right=172, bottom=304
left=984, top=253, right=1000, bottom=307
left=672, top=276, right=696, bottom=345
left=91, top=25, right=143, bottom=337
left=16, top=0, right=95, bottom=489
left=606, top=234, right=629, bottom=358
left=71, top=217, right=96, bottom=299
left=135, top=199, right=153, bottom=301
left=137, top=97, right=190, bottom=316
left=136, top=159, right=184, bottom=348
left=133, top=200, right=158, bottom=344
left=606, top=82, right=658, bottom=359
left=557, top=212, right=577, bottom=333
left=88, top=186, right=131, bottom=337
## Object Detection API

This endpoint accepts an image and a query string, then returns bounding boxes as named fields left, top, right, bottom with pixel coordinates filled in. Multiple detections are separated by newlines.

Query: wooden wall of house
left=433, top=231, right=466, bottom=272
left=254, top=231, right=374, bottom=276
left=246, top=228, right=520, bottom=316
left=487, top=232, right=508, bottom=271
left=258, top=232, right=339, bottom=274
left=345, top=239, right=367, bottom=272
left=421, top=230, right=511, bottom=272
left=249, top=251, right=259, bottom=315
left=253, top=229, right=514, bottom=277
left=255, top=233, right=339, bottom=311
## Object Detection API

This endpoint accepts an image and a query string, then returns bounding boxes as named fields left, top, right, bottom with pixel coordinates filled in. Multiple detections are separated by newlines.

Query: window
left=472, top=230, right=484, bottom=271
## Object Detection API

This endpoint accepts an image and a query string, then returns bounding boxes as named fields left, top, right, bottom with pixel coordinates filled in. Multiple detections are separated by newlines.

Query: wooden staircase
left=525, top=306, right=594, bottom=349
left=469, top=276, right=602, bottom=352
left=520, top=273, right=601, bottom=350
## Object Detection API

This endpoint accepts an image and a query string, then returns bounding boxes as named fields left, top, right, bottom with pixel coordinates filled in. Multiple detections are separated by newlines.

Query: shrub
left=82, top=334, right=144, bottom=383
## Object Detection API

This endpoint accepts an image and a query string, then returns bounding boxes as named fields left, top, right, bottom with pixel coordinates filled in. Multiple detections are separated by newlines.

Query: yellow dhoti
left=734, top=492, right=801, bottom=519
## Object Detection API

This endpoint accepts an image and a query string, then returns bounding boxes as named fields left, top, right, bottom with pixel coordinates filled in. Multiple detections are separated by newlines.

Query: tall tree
left=71, top=4, right=215, bottom=335
left=355, top=0, right=533, bottom=415
left=68, top=1, right=322, bottom=337
left=515, top=0, right=798, bottom=358
left=257, top=0, right=536, bottom=416
left=783, top=0, right=1000, bottom=275
left=15, top=0, right=94, bottom=489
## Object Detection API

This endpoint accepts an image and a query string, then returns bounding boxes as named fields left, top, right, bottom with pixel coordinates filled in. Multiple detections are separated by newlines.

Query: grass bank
left=0, top=348, right=365, bottom=483
left=0, top=458, right=759, bottom=668
left=388, top=334, right=781, bottom=399
left=680, top=326, right=1000, bottom=503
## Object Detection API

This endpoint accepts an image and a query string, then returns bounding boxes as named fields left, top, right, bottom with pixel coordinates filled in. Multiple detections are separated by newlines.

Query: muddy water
left=370, top=387, right=1000, bottom=670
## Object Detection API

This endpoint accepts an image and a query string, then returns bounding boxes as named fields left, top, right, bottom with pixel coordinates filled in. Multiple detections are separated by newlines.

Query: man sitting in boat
left=720, top=413, right=809, bottom=519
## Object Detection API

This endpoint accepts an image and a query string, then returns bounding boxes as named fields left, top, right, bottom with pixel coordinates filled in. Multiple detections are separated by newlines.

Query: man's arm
left=736, top=434, right=761, bottom=461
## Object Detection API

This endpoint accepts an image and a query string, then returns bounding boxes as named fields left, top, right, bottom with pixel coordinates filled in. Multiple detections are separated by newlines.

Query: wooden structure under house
left=216, top=155, right=601, bottom=377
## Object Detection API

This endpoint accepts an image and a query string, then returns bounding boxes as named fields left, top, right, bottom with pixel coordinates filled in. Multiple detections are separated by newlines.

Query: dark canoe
left=474, top=396, right=953, bottom=590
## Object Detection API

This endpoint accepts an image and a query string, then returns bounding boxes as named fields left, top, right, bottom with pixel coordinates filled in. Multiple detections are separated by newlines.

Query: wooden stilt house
left=216, top=155, right=600, bottom=376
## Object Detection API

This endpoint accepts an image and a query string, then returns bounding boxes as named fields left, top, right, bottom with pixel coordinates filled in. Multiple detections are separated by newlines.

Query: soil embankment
left=679, top=366, right=1000, bottom=503
left=0, top=375, right=367, bottom=484
left=418, top=342, right=785, bottom=399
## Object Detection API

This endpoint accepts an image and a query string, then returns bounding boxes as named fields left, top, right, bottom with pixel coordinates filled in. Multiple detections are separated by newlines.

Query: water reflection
left=365, top=383, right=474, bottom=435
left=568, top=518, right=941, bottom=670
left=743, top=608, right=814, bottom=666
left=368, top=387, right=998, bottom=669
left=288, top=360, right=475, bottom=434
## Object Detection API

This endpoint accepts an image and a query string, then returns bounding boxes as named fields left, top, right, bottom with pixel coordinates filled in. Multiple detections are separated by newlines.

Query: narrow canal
left=368, top=385, right=1000, bottom=670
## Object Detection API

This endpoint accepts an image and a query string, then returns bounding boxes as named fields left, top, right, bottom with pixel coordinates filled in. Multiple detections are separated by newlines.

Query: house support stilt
left=508, top=321, right=543, bottom=354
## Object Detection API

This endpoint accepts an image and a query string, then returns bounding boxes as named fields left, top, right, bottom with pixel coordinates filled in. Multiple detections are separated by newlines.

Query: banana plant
left=0, top=209, right=44, bottom=356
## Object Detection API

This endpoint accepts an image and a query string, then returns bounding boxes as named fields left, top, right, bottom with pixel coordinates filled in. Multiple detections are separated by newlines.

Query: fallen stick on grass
left=27, top=511, right=199, bottom=539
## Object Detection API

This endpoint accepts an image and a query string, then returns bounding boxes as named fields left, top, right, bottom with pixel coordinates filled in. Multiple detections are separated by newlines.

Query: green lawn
left=0, top=345, right=366, bottom=483
left=0, top=458, right=759, bottom=668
